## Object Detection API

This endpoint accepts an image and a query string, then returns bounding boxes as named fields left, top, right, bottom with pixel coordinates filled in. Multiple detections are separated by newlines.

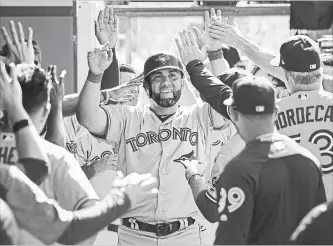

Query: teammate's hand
left=207, top=19, right=243, bottom=47
left=0, top=21, right=34, bottom=65
left=176, top=29, right=208, bottom=66
left=0, top=61, right=22, bottom=110
left=48, top=65, right=66, bottom=110
left=100, top=74, right=142, bottom=104
left=95, top=6, right=118, bottom=47
left=193, top=8, right=227, bottom=52
left=87, top=43, right=113, bottom=75
left=112, top=172, right=158, bottom=207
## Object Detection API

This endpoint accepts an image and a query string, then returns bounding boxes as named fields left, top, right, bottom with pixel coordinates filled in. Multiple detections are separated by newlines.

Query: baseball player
left=208, top=18, right=333, bottom=202
left=77, top=19, right=234, bottom=245
left=183, top=61, right=327, bottom=244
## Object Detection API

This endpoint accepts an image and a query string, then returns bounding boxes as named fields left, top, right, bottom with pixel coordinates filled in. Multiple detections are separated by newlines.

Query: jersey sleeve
left=98, top=104, right=130, bottom=145
left=63, top=115, right=88, bottom=141
left=50, top=150, right=99, bottom=211
left=0, top=165, right=73, bottom=245
left=214, top=161, right=256, bottom=245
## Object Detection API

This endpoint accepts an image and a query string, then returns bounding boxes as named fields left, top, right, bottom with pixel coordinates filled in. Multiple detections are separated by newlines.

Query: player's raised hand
left=88, top=42, right=113, bottom=75
left=95, top=5, right=119, bottom=47
left=100, top=74, right=142, bottom=104
left=0, top=21, right=34, bottom=65
left=48, top=65, right=66, bottom=109
left=193, top=8, right=228, bottom=52
left=112, top=172, right=158, bottom=208
left=0, top=61, right=22, bottom=110
left=176, top=29, right=208, bottom=65
left=207, top=18, right=243, bottom=47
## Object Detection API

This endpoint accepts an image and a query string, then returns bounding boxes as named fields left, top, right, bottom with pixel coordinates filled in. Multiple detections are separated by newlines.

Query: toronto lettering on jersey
left=0, top=146, right=17, bottom=165
left=126, top=127, right=198, bottom=152
left=275, top=105, right=333, bottom=130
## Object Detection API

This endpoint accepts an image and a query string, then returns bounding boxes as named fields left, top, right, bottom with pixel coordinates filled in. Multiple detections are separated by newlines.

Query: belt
left=122, top=217, right=195, bottom=237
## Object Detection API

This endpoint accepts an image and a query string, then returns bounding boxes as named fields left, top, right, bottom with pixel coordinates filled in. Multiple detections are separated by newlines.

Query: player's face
left=149, top=68, right=183, bottom=108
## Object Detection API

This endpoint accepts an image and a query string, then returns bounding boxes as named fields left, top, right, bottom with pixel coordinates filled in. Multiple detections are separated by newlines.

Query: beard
left=151, top=89, right=182, bottom=108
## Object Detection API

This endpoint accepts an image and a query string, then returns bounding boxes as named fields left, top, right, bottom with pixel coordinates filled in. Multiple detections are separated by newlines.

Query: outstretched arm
left=208, top=19, right=287, bottom=83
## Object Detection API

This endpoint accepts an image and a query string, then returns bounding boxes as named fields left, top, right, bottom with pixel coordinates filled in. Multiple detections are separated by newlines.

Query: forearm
left=234, top=36, right=287, bottom=82
left=101, top=48, right=119, bottom=90
left=62, top=94, right=79, bottom=117
left=188, top=175, right=219, bottom=223
left=8, top=104, right=49, bottom=183
left=58, top=190, right=130, bottom=245
left=186, top=60, right=232, bottom=120
left=63, top=93, right=104, bottom=117
left=208, top=50, right=230, bottom=77
left=45, top=106, right=66, bottom=148
left=77, top=72, right=103, bottom=130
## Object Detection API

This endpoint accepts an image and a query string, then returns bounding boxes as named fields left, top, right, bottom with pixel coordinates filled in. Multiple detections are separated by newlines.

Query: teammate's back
left=215, top=134, right=327, bottom=244
left=276, top=90, right=333, bottom=200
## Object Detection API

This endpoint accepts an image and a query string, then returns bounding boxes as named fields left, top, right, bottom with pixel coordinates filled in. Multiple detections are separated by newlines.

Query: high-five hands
left=0, top=21, right=34, bottom=65
left=193, top=8, right=228, bottom=53
left=87, top=43, right=113, bottom=75
left=112, top=172, right=158, bottom=208
left=207, top=9, right=243, bottom=47
left=95, top=5, right=119, bottom=47
left=176, top=29, right=208, bottom=66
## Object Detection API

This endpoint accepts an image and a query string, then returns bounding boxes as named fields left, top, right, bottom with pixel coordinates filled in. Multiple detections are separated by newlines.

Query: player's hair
left=251, top=65, right=286, bottom=88
left=16, top=64, right=50, bottom=114
left=1, top=40, right=41, bottom=65
left=119, top=64, right=136, bottom=74
left=284, top=68, right=323, bottom=85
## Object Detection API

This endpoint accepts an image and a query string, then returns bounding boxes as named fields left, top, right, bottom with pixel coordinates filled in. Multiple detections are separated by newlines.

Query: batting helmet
left=143, top=53, right=184, bottom=98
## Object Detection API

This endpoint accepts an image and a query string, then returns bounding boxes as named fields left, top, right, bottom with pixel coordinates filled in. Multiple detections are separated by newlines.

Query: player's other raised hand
left=112, top=172, right=158, bottom=208
left=1, top=21, right=34, bottom=65
left=193, top=8, right=228, bottom=53
left=95, top=5, right=118, bottom=47
left=88, top=43, right=113, bottom=75
left=176, top=29, right=208, bottom=66
left=100, top=74, right=143, bottom=104
left=0, top=61, right=22, bottom=111
left=207, top=15, right=243, bottom=47
left=48, top=65, right=66, bottom=110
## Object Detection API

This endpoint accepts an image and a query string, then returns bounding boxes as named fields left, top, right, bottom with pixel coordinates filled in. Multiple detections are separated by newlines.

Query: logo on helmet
left=155, top=55, right=170, bottom=65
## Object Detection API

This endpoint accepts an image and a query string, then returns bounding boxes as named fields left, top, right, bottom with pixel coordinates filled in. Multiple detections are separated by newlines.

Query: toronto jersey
left=0, top=129, right=98, bottom=244
left=99, top=103, right=232, bottom=223
left=275, top=90, right=333, bottom=201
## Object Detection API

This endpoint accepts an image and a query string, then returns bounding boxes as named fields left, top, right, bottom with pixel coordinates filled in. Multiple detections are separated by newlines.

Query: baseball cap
left=144, top=53, right=184, bottom=78
left=224, top=76, right=276, bottom=115
left=270, top=35, right=322, bottom=72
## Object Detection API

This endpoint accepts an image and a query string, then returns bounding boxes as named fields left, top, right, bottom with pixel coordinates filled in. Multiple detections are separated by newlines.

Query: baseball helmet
left=143, top=53, right=184, bottom=98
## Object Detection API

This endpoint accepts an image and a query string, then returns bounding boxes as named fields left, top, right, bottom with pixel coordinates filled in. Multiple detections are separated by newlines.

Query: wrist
left=185, top=168, right=202, bottom=181
left=207, top=49, right=223, bottom=61
left=7, top=104, right=28, bottom=122
left=87, top=70, right=103, bottom=84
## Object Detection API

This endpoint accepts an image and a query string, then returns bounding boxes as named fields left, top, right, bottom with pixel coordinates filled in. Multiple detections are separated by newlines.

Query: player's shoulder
left=42, top=139, right=80, bottom=170
left=318, top=89, right=333, bottom=101
left=276, top=135, right=321, bottom=167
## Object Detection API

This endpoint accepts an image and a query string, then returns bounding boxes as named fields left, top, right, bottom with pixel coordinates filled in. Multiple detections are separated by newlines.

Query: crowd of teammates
left=0, top=5, right=332, bottom=245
